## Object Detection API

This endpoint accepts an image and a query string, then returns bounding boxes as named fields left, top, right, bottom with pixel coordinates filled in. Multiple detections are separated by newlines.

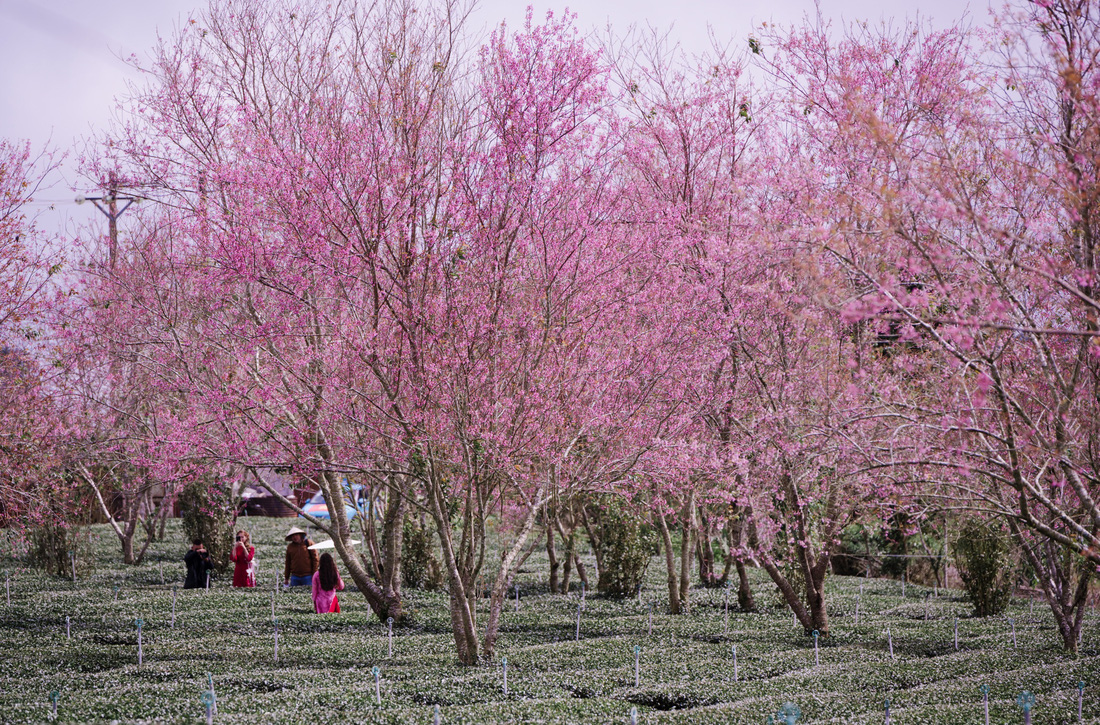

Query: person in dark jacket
left=284, top=527, right=319, bottom=587
left=184, top=539, right=214, bottom=589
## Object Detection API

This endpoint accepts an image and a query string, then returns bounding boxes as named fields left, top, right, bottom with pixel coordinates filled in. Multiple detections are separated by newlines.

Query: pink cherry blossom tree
left=82, top=0, right=480, bottom=621
left=0, top=138, right=69, bottom=529
left=59, top=210, right=202, bottom=564
left=769, top=3, right=1099, bottom=650
left=405, top=9, right=695, bottom=662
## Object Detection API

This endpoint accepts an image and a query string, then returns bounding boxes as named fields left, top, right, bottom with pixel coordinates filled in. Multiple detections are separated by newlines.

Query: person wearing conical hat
left=284, top=526, right=319, bottom=587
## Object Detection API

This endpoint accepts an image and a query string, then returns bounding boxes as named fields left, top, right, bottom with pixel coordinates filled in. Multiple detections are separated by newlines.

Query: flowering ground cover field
left=0, top=519, right=1097, bottom=724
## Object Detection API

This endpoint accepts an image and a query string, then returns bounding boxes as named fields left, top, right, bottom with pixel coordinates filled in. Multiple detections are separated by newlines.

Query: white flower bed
left=0, top=521, right=1096, bottom=723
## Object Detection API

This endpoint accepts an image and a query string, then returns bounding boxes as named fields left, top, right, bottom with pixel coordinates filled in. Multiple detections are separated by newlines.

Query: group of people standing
left=183, top=526, right=345, bottom=614
left=284, top=526, right=346, bottom=613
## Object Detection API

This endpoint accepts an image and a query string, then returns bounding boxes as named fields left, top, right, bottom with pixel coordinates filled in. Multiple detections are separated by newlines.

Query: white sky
left=1, top=0, right=987, bottom=238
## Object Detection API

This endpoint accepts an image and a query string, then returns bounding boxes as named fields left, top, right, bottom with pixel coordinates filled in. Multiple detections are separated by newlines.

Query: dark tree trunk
left=729, top=512, right=756, bottom=612
left=696, top=522, right=715, bottom=586
left=378, top=483, right=407, bottom=622
left=561, top=532, right=575, bottom=594
left=678, top=492, right=696, bottom=612
left=580, top=506, right=603, bottom=586
left=1010, top=520, right=1092, bottom=654
left=546, top=515, right=560, bottom=594
left=656, top=510, right=681, bottom=614
left=747, top=486, right=833, bottom=636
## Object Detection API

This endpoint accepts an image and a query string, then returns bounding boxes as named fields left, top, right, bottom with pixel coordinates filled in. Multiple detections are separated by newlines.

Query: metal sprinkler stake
left=777, top=702, right=802, bottom=725
left=1017, top=691, right=1034, bottom=725
left=201, top=690, right=214, bottom=725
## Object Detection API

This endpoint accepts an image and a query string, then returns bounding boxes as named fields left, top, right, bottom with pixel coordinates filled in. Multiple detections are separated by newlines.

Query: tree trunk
left=157, top=501, right=169, bottom=541
left=678, top=492, right=696, bottom=612
left=718, top=525, right=735, bottom=586
left=573, top=553, right=589, bottom=590
left=736, top=560, right=756, bottom=612
left=729, top=513, right=756, bottom=612
left=546, top=515, right=560, bottom=594
left=747, top=504, right=827, bottom=635
left=757, top=551, right=814, bottom=632
left=696, top=507, right=727, bottom=588
left=561, top=532, right=575, bottom=594
left=120, top=526, right=136, bottom=566
left=362, top=482, right=385, bottom=580
left=482, top=485, right=544, bottom=659
left=580, top=506, right=603, bottom=585
left=447, top=585, right=480, bottom=665
left=805, top=560, right=830, bottom=635
left=656, top=510, right=681, bottom=614
left=80, top=467, right=150, bottom=566
left=696, top=529, right=714, bottom=586
left=379, top=481, right=406, bottom=621
left=1010, top=520, right=1092, bottom=654
left=427, top=474, right=480, bottom=666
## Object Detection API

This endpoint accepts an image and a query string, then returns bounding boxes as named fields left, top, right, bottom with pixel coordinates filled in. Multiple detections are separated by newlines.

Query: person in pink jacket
left=311, top=553, right=345, bottom=613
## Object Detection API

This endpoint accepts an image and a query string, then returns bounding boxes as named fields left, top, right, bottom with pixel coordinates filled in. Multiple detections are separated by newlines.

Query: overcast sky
left=1, top=0, right=987, bottom=237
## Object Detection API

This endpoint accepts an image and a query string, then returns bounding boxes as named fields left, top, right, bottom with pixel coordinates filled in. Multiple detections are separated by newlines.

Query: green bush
left=28, top=523, right=95, bottom=579
left=954, top=518, right=1014, bottom=617
left=179, top=476, right=237, bottom=574
left=593, top=495, right=657, bottom=598
left=402, top=514, right=442, bottom=590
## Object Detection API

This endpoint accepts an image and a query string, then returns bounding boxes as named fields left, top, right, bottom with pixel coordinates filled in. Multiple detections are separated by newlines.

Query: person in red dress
left=230, top=530, right=255, bottom=587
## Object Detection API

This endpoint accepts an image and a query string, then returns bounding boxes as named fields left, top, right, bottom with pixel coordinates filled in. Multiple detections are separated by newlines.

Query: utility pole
left=76, top=172, right=140, bottom=269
